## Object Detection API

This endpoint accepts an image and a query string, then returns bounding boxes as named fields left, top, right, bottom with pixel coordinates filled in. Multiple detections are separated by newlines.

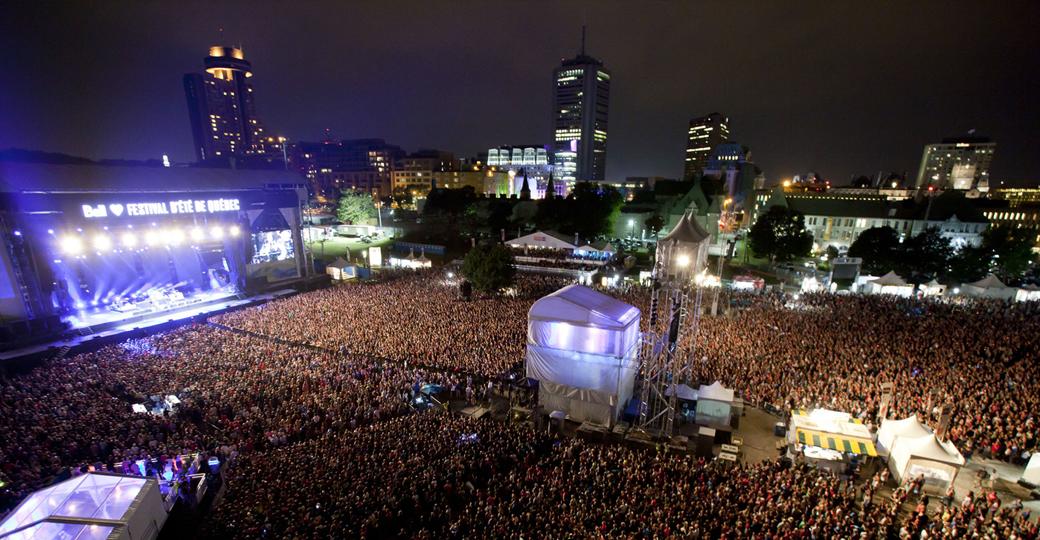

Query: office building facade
left=914, top=136, right=996, bottom=190
left=487, top=145, right=560, bottom=198
left=552, top=50, right=610, bottom=182
left=294, top=139, right=404, bottom=200
left=683, top=113, right=730, bottom=180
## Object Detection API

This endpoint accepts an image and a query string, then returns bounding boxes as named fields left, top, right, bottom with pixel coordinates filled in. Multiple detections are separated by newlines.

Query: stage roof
left=0, top=162, right=301, bottom=194
left=529, top=284, right=639, bottom=329
left=0, top=473, right=147, bottom=540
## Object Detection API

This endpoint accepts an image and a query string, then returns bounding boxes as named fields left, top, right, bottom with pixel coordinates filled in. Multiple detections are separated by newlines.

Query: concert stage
left=0, top=288, right=296, bottom=363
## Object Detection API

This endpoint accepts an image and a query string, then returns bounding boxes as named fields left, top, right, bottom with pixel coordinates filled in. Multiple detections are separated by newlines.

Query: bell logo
left=82, top=204, right=107, bottom=218
left=108, top=203, right=125, bottom=217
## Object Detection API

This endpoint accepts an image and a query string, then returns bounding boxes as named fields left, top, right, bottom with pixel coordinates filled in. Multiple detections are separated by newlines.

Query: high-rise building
left=184, top=46, right=280, bottom=165
left=914, top=135, right=996, bottom=190
left=552, top=33, right=610, bottom=183
left=683, top=113, right=730, bottom=180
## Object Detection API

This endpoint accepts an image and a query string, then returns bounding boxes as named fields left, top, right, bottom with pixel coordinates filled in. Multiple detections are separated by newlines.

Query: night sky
left=2, top=1, right=1038, bottom=185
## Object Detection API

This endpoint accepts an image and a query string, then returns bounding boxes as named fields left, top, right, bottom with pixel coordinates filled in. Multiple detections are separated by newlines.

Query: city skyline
left=1, top=1, right=1038, bottom=185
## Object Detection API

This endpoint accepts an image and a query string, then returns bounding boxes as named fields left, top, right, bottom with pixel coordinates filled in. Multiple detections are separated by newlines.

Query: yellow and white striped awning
left=796, top=428, right=878, bottom=457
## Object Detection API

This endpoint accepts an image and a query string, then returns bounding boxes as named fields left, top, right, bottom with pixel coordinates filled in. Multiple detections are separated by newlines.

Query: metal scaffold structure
left=637, top=211, right=711, bottom=437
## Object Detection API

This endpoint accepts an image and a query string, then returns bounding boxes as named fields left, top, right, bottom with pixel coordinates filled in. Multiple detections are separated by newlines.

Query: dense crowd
left=2, top=272, right=1038, bottom=537
left=213, top=272, right=570, bottom=378
left=0, top=325, right=457, bottom=510
left=684, top=292, right=1040, bottom=463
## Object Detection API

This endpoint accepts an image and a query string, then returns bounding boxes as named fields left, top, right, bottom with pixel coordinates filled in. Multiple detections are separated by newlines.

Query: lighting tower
left=637, top=211, right=710, bottom=436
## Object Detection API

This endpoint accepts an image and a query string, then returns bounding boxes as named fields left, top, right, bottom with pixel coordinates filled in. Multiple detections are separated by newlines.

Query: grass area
left=307, top=236, right=394, bottom=260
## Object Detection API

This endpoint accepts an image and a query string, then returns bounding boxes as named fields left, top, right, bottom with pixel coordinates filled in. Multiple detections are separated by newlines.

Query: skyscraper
left=184, top=46, right=277, bottom=164
left=914, top=135, right=996, bottom=190
left=552, top=31, right=610, bottom=183
left=683, top=113, right=730, bottom=180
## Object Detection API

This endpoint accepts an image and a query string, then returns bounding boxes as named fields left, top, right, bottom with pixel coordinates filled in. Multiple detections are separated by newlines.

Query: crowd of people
left=213, top=272, right=570, bottom=378
left=0, top=325, right=459, bottom=511
left=2, top=270, right=1039, bottom=537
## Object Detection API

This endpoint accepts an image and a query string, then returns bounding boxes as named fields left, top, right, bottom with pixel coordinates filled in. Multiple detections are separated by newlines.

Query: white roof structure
left=506, top=230, right=576, bottom=250
left=962, top=274, right=1017, bottom=300
left=697, top=381, right=735, bottom=403
left=877, top=415, right=932, bottom=454
left=326, top=257, right=351, bottom=269
left=528, top=284, right=640, bottom=331
left=889, top=434, right=965, bottom=487
left=661, top=211, right=711, bottom=244
left=871, top=271, right=908, bottom=287
left=0, top=473, right=167, bottom=540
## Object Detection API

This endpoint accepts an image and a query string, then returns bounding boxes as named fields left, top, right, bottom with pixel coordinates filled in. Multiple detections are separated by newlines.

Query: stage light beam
left=229, top=225, right=241, bottom=237
left=60, top=236, right=83, bottom=255
left=121, top=232, right=137, bottom=248
left=144, top=231, right=160, bottom=246
left=190, top=227, right=205, bottom=242
left=94, top=235, right=112, bottom=251
left=210, top=226, right=224, bottom=240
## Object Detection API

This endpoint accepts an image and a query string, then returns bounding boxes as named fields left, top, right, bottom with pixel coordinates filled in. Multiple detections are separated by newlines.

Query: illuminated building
left=914, top=135, right=996, bottom=190
left=295, top=139, right=404, bottom=200
left=0, top=161, right=308, bottom=343
left=683, top=113, right=730, bottom=180
left=552, top=34, right=610, bottom=182
left=486, top=145, right=560, bottom=198
left=391, top=150, right=458, bottom=196
left=183, top=46, right=283, bottom=165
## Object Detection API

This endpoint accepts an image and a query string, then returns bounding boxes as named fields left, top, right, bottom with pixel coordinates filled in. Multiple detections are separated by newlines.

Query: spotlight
left=60, top=236, right=83, bottom=255
left=94, top=235, right=112, bottom=251
left=162, top=229, right=185, bottom=246
left=210, top=226, right=224, bottom=239
left=121, top=232, right=137, bottom=248
left=229, top=225, right=241, bottom=237
left=144, top=231, right=160, bottom=246
left=12, top=230, right=21, bottom=237
left=676, top=254, right=691, bottom=268
left=190, top=227, right=205, bottom=242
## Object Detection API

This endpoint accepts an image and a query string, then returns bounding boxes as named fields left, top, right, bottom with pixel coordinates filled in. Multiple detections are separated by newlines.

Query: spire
left=545, top=173, right=556, bottom=199
left=520, top=169, right=531, bottom=200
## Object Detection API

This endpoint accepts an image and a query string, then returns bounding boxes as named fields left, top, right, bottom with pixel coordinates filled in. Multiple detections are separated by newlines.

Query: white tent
left=877, top=415, right=932, bottom=455
left=506, top=230, right=576, bottom=251
left=962, top=274, right=1016, bottom=300
left=526, top=284, right=641, bottom=426
left=1015, top=284, right=1040, bottom=303
left=864, top=271, right=913, bottom=297
left=696, top=381, right=736, bottom=429
left=1022, top=453, right=1040, bottom=486
left=325, top=257, right=357, bottom=281
left=921, top=279, right=946, bottom=297
left=0, top=473, right=168, bottom=540
left=889, top=435, right=965, bottom=491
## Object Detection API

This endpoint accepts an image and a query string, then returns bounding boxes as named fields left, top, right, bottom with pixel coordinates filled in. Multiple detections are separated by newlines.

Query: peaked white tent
left=696, top=381, right=736, bottom=429
left=1017, top=284, right=1040, bottom=303
left=507, top=230, right=576, bottom=251
left=962, top=274, right=1016, bottom=300
left=526, top=284, right=641, bottom=426
left=0, top=473, right=168, bottom=540
left=325, top=257, right=357, bottom=281
left=889, top=435, right=965, bottom=491
left=864, top=271, right=913, bottom=297
left=877, top=415, right=932, bottom=454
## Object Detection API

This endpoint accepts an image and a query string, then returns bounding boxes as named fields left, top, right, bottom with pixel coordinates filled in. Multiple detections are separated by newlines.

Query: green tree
left=982, top=227, right=1036, bottom=283
left=461, top=243, right=516, bottom=293
left=645, top=214, right=666, bottom=236
left=895, top=227, right=953, bottom=282
left=847, top=226, right=900, bottom=275
left=948, top=244, right=991, bottom=284
left=748, top=205, right=813, bottom=262
left=336, top=190, right=377, bottom=224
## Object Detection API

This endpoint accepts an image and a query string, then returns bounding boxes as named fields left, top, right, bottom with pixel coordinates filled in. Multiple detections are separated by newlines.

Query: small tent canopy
left=0, top=473, right=168, bottom=540
left=865, top=271, right=913, bottom=297
left=327, top=257, right=350, bottom=269
left=325, top=258, right=357, bottom=281
left=877, top=415, right=932, bottom=454
left=1016, top=284, right=1040, bottom=303
left=698, top=381, right=735, bottom=402
left=921, top=279, right=946, bottom=297
left=665, top=383, right=698, bottom=401
left=962, top=274, right=1016, bottom=300
left=526, top=285, right=641, bottom=426
left=506, top=230, right=576, bottom=251
left=889, top=435, right=965, bottom=491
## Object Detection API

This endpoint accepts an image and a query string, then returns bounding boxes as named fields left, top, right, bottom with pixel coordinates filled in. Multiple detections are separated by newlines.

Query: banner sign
left=82, top=198, right=241, bottom=219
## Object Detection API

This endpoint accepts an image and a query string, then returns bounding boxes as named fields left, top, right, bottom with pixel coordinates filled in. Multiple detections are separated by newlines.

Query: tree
left=645, top=214, right=666, bottom=236
left=948, top=244, right=991, bottom=284
left=848, top=226, right=900, bottom=275
left=336, top=190, right=377, bottom=224
left=895, top=227, right=953, bottom=282
left=748, top=205, right=813, bottom=262
left=461, top=243, right=516, bottom=293
left=981, top=227, right=1036, bottom=283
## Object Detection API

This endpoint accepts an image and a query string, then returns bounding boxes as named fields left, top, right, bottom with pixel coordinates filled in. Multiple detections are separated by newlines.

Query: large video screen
left=250, top=230, right=295, bottom=264
left=695, top=399, right=732, bottom=429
